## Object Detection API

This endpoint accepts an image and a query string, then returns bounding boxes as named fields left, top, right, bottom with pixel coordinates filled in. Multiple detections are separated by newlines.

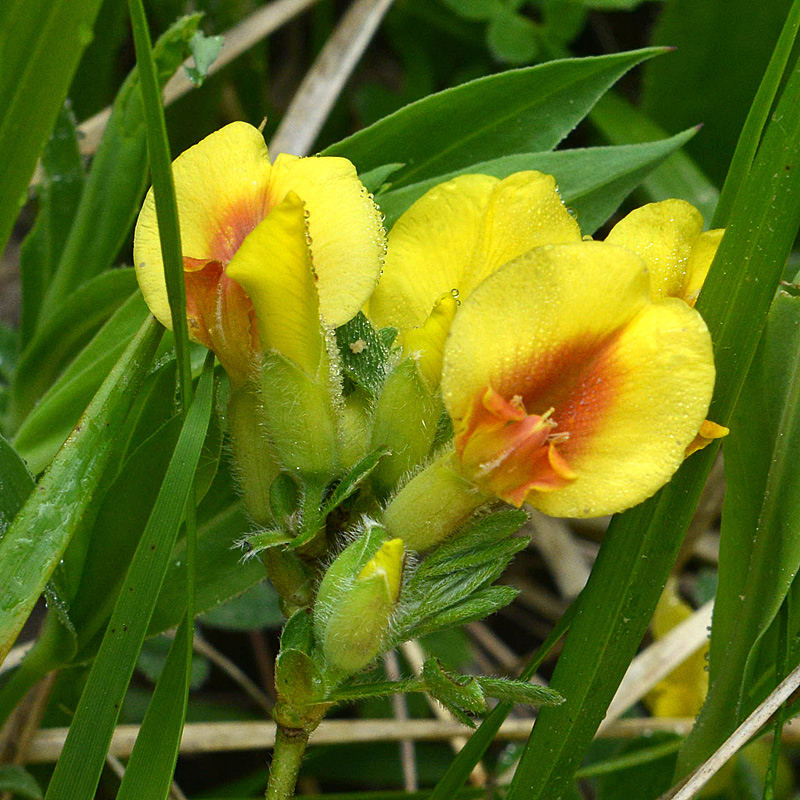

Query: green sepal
left=260, top=549, right=315, bottom=611
left=274, top=648, right=328, bottom=729
left=270, top=472, right=301, bottom=525
left=476, top=677, right=564, bottom=708
left=422, top=658, right=487, bottom=727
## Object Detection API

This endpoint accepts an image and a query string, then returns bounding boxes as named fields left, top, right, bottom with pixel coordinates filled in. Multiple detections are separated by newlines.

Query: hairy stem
left=266, top=726, right=311, bottom=800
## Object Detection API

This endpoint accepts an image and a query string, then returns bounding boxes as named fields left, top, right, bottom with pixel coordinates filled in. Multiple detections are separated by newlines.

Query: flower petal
left=606, top=199, right=704, bottom=302
left=226, top=192, right=323, bottom=376
left=684, top=228, right=724, bottom=306
left=268, top=153, right=385, bottom=327
left=370, top=174, right=498, bottom=330
left=442, top=241, right=715, bottom=518
left=134, top=121, right=272, bottom=328
left=461, top=171, right=582, bottom=296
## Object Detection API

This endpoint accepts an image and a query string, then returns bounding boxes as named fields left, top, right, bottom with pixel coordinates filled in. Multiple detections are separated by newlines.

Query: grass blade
left=43, top=362, right=214, bottom=800
left=0, top=0, right=103, bottom=254
left=0, top=316, right=162, bottom=664
left=505, top=20, right=800, bottom=799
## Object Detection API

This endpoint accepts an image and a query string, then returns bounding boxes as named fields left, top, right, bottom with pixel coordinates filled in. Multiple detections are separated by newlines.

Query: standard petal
left=369, top=174, right=498, bottom=330
left=226, top=193, right=323, bottom=376
left=268, top=153, right=386, bottom=327
left=606, top=199, right=704, bottom=302
left=134, top=121, right=272, bottom=328
left=442, top=242, right=715, bottom=518
left=461, top=171, right=582, bottom=296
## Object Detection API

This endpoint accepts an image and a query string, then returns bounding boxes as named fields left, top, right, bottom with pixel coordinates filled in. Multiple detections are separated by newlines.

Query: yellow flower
left=368, top=171, right=581, bottom=385
left=134, top=122, right=385, bottom=385
left=441, top=241, right=716, bottom=518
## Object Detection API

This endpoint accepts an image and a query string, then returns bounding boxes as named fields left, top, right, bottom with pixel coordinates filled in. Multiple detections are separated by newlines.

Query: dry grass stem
left=384, top=649, right=418, bottom=792
left=268, top=0, right=394, bottom=156
left=25, top=716, right=708, bottom=763
left=599, top=599, right=714, bottom=732
left=0, top=642, right=34, bottom=675
left=526, top=512, right=591, bottom=599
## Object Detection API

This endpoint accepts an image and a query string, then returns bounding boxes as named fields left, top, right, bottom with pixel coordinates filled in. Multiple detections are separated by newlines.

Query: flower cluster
left=134, top=121, right=725, bottom=692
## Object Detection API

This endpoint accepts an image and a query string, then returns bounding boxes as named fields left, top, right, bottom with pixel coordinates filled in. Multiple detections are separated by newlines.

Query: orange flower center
left=456, top=387, right=577, bottom=507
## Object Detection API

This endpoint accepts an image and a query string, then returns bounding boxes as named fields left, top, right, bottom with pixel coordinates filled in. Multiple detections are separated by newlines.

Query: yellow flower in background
left=441, top=241, right=716, bottom=518
left=134, top=122, right=385, bottom=385
left=606, top=198, right=724, bottom=307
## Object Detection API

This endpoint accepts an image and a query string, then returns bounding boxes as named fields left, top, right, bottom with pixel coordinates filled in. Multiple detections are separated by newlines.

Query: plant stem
left=266, top=726, right=311, bottom=800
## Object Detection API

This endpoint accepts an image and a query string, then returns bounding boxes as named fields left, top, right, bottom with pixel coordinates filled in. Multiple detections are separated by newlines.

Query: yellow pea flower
left=369, top=171, right=582, bottom=385
left=134, top=121, right=385, bottom=386
left=441, top=241, right=716, bottom=518
left=607, top=199, right=729, bottom=454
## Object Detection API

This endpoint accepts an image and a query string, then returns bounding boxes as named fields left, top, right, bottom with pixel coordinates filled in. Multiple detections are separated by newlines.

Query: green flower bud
left=383, top=453, right=490, bottom=551
left=260, top=351, right=339, bottom=479
left=370, top=358, right=440, bottom=498
left=314, top=527, right=404, bottom=676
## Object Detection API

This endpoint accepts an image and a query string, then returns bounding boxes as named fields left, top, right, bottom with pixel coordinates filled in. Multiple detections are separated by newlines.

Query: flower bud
left=370, top=358, right=440, bottom=498
left=314, top=528, right=404, bottom=676
left=382, top=453, right=489, bottom=552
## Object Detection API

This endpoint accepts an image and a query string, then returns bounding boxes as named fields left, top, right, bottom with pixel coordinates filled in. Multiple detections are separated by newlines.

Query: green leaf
left=322, top=447, right=390, bottom=517
left=378, top=129, right=697, bottom=232
left=0, top=0, right=104, bottom=255
left=678, top=288, right=800, bottom=768
left=0, top=766, right=43, bottom=800
left=10, top=268, right=138, bottom=426
left=486, top=9, right=539, bottom=65
left=335, top=312, right=392, bottom=396
left=19, top=102, right=85, bottom=346
left=506, top=18, right=800, bottom=797
left=323, top=49, right=664, bottom=188
left=0, top=433, right=33, bottom=533
left=423, top=658, right=486, bottom=725
left=358, top=163, right=405, bottom=194
left=643, top=0, right=793, bottom=185
left=40, top=14, right=201, bottom=317
left=12, top=291, right=150, bottom=472
left=476, top=677, right=563, bottom=707
left=117, top=620, right=194, bottom=800
left=44, top=360, right=214, bottom=800
left=588, top=94, right=719, bottom=223
left=0, top=316, right=162, bottom=665
left=184, top=29, right=224, bottom=86
left=200, top=581, right=284, bottom=631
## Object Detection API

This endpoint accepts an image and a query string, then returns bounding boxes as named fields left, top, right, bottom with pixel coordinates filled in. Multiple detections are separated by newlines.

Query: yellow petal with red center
left=683, top=228, right=724, bottom=306
left=401, top=293, right=459, bottom=389
left=461, top=171, right=582, bottom=296
left=134, top=121, right=273, bottom=329
left=442, top=241, right=715, bottom=518
left=606, top=199, right=704, bottom=302
left=225, top=192, right=323, bottom=376
left=267, top=153, right=385, bottom=327
left=369, top=174, right=498, bottom=330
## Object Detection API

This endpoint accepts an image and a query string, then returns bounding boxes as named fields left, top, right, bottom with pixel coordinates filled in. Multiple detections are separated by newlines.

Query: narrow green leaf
left=13, top=292, right=149, bottom=472
left=507, top=26, right=800, bottom=798
left=476, top=677, right=563, bottom=707
left=116, top=620, right=192, bottom=800
left=44, top=361, right=214, bottom=800
left=322, top=447, right=390, bottom=517
left=128, top=0, right=192, bottom=412
left=378, top=130, right=697, bottom=232
left=589, top=93, right=719, bottom=222
left=10, top=269, right=138, bottom=426
left=324, top=49, right=664, bottom=187
left=643, top=0, right=792, bottom=184
left=40, top=14, right=200, bottom=317
left=678, top=288, right=800, bottom=770
left=0, top=0, right=104, bottom=255
left=335, top=312, right=392, bottom=396
left=20, top=102, right=85, bottom=346
left=713, top=0, right=800, bottom=226
left=0, top=316, right=162, bottom=664
left=0, top=766, right=43, bottom=800
left=0, top=433, right=33, bottom=531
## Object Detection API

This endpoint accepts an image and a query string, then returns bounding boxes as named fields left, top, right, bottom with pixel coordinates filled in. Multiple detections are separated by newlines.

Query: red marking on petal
left=184, top=257, right=261, bottom=386
left=206, top=192, right=272, bottom=264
